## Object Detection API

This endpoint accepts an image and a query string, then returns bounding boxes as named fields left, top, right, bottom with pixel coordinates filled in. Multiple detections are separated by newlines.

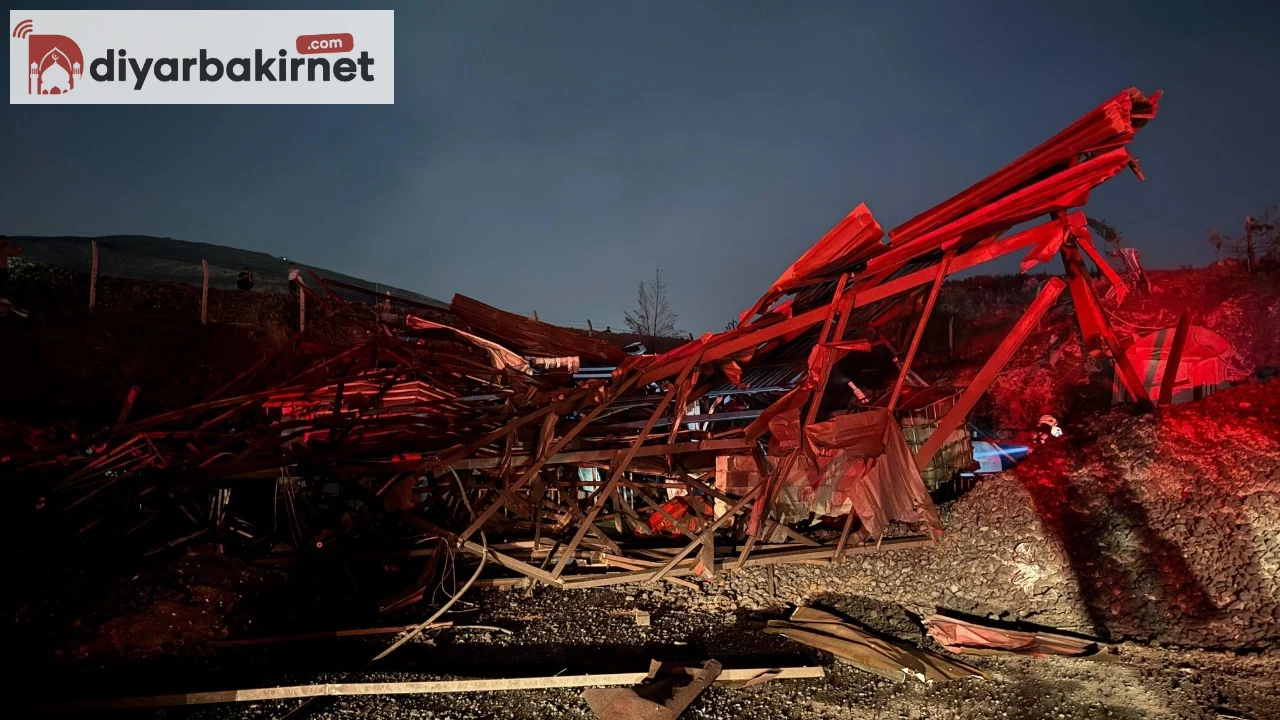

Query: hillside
left=915, top=264, right=1280, bottom=430
left=7, top=234, right=448, bottom=308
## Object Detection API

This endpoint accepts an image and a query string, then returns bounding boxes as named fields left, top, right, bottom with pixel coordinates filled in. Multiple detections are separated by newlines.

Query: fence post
left=201, top=259, right=209, bottom=325
left=298, top=287, right=306, bottom=333
left=89, top=240, right=98, bottom=310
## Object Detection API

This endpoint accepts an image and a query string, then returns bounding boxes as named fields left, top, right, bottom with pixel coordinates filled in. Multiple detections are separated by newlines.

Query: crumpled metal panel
left=452, top=293, right=627, bottom=364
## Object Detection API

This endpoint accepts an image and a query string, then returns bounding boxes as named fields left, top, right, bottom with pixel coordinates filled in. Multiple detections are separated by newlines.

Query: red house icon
left=13, top=21, right=85, bottom=95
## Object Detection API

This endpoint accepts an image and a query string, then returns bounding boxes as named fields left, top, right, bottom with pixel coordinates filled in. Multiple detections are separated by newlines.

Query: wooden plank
left=735, top=453, right=792, bottom=567
left=832, top=505, right=860, bottom=562
left=871, top=147, right=1137, bottom=275
left=662, top=575, right=700, bottom=590
left=115, top=385, right=140, bottom=429
left=770, top=521, right=822, bottom=547
left=459, top=540, right=561, bottom=586
left=1019, top=230, right=1066, bottom=274
left=678, top=471, right=734, bottom=506
left=887, top=252, right=951, bottom=411
left=560, top=558, right=702, bottom=588
left=742, top=535, right=933, bottom=566
left=211, top=623, right=450, bottom=647
left=1098, top=308, right=1154, bottom=411
left=470, top=577, right=527, bottom=589
left=1159, top=308, right=1193, bottom=406
left=914, top=278, right=1066, bottom=470
left=613, top=485, right=646, bottom=534
left=699, top=532, right=716, bottom=579
left=422, top=392, right=585, bottom=478
left=449, top=438, right=753, bottom=471
left=35, top=667, right=825, bottom=711
left=458, top=376, right=638, bottom=542
left=650, top=484, right=762, bottom=584
left=585, top=525, right=624, bottom=556
left=561, top=535, right=933, bottom=588
left=551, top=353, right=703, bottom=579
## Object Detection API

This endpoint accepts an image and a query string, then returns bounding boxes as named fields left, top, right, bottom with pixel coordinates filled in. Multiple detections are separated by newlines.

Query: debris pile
left=4, top=88, right=1167, bottom=607
left=765, top=606, right=986, bottom=683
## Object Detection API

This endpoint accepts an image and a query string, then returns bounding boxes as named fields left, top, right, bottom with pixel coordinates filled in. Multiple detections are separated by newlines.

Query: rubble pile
left=0, top=89, right=1169, bottom=606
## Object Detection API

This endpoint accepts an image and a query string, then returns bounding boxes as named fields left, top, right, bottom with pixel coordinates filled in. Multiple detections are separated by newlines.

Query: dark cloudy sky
left=5, top=1, right=1279, bottom=333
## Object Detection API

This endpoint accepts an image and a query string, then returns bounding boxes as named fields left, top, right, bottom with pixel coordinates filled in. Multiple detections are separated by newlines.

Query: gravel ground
left=158, top=587, right=1280, bottom=720
left=15, top=383, right=1280, bottom=719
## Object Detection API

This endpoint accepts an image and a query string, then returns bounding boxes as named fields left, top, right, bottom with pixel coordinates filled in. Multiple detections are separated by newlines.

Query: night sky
left=5, top=1, right=1279, bottom=333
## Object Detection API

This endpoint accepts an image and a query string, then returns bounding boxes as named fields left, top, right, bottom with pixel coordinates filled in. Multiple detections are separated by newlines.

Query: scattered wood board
left=26, top=667, right=825, bottom=712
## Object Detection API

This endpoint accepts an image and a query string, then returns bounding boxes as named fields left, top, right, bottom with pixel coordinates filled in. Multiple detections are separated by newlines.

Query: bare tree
left=1086, top=217, right=1125, bottom=255
left=724, top=318, right=739, bottom=331
left=1208, top=208, right=1278, bottom=273
left=624, top=269, right=678, bottom=351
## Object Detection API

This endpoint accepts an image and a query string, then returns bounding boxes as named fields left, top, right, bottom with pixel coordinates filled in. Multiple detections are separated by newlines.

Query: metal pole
left=201, top=259, right=209, bottom=325
left=89, top=240, right=98, bottom=310
left=1245, top=215, right=1255, bottom=274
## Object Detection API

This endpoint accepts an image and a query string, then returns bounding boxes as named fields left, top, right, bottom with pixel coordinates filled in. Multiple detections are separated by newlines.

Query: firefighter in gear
left=1036, top=414, right=1063, bottom=443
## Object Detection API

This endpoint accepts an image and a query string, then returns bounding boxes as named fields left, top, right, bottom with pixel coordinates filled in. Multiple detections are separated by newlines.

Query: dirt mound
left=1010, top=380, right=1280, bottom=647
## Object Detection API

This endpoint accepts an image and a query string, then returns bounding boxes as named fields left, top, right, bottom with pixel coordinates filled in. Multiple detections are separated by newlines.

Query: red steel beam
left=914, top=277, right=1066, bottom=470
left=869, top=148, right=1134, bottom=276
left=1059, top=242, right=1153, bottom=409
left=1071, top=226, right=1126, bottom=291
left=887, top=252, right=952, bottom=412
left=1159, top=309, right=1193, bottom=406
left=803, top=273, right=851, bottom=426
left=853, top=215, right=1075, bottom=309
left=1060, top=242, right=1106, bottom=351
left=891, top=88, right=1159, bottom=244
left=638, top=216, right=1080, bottom=389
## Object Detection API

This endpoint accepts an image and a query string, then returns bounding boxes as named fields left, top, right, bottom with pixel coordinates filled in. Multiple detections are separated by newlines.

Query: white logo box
left=10, top=9, right=394, bottom=104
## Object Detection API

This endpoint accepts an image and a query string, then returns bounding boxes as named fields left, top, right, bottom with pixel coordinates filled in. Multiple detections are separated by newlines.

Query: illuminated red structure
left=15, top=88, right=1162, bottom=594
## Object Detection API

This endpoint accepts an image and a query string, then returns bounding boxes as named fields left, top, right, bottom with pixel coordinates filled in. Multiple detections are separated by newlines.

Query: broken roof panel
left=890, top=87, right=1160, bottom=244
left=451, top=293, right=627, bottom=365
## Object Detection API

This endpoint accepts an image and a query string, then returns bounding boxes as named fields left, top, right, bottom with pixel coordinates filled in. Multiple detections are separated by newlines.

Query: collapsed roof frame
left=16, top=88, right=1161, bottom=595
left=436, top=87, right=1162, bottom=587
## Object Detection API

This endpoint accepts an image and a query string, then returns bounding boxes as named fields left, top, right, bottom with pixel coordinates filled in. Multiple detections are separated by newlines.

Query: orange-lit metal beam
left=914, top=277, right=1066, bottom=470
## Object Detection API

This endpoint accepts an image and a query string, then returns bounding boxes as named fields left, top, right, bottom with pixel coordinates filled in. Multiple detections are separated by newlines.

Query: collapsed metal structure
left=12, top=88, right=1160, bottom=599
